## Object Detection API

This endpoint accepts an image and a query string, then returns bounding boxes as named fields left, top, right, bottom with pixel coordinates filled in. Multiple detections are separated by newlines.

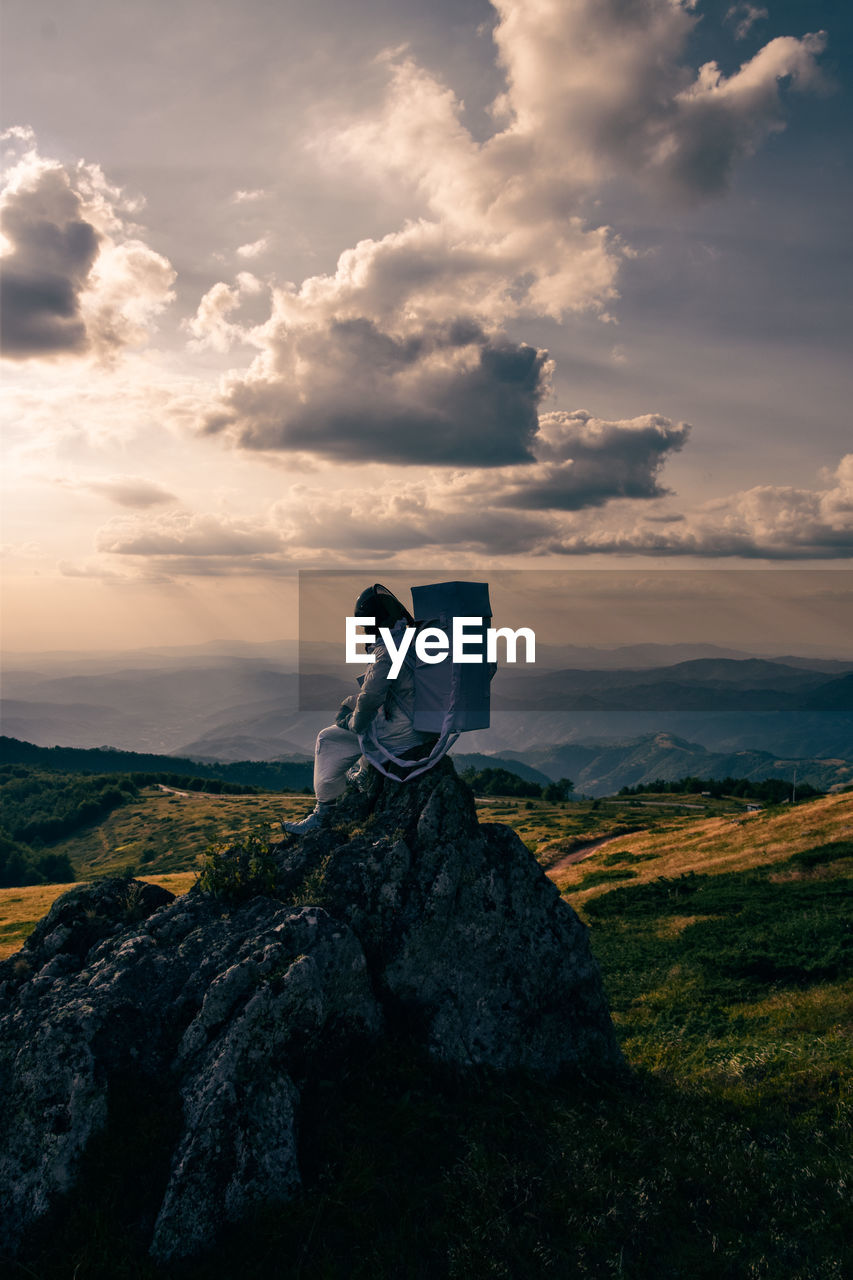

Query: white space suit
left=313, top=636, right=431, bottom=802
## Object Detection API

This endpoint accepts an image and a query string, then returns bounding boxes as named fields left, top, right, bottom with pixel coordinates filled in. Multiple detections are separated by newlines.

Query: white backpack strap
left=359, top=651, right=462, bottom=781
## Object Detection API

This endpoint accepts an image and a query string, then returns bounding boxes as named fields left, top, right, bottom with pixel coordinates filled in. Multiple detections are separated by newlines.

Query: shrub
left=459, top=767, right=543, bottom=798
left=579, top=867, right=639, bottom=888
left=787, top=839, right=853, bottom=869
left=196, top=830, right=278, bottom=902
left=0, top=828, right=76, bottom=887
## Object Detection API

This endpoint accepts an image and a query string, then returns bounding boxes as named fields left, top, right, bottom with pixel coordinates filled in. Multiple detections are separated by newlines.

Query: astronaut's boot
left=283, top=800, right=336, bottom=835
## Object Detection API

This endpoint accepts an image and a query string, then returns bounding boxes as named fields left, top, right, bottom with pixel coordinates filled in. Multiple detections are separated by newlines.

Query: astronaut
left=283, top=584, right=431, bottom=834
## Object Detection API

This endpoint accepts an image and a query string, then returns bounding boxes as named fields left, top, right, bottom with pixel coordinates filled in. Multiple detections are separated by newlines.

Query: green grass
left=46, top=786, right=317, bottom=879
left=17, top=1027, right=851, bottom=1279
left=578, top=866, right=639, bottom=888
left=5, top=792, right=853, bottom=1278
left=581, top=842, right=853, bottom=1120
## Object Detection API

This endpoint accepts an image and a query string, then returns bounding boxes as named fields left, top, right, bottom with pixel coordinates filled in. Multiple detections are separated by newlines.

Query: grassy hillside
left=549, top=789, right=853, bottom=901
left=4, top=787, right=851, bottom=1277
left=2, top=785, right=844, bottom=956
left=0, top=736, right=313, bottom=791
left=0, top=786, right=317, bottom=959
left=55, top=785, right=316, bottom=879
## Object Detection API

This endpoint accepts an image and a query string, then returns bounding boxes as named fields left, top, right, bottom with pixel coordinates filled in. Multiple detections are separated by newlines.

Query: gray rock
left=290, top=756, right=621, bottom=1076
left=0, top=758, right=619, bottom=1263
left=0, top=885, right=379, bottom=1262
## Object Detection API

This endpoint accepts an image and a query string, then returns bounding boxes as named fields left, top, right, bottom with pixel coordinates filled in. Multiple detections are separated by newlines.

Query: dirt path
left=546, top=832, right=643, bottom=880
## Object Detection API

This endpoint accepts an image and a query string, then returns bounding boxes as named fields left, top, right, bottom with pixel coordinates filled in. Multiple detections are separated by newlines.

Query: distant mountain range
left=2, top=649, right=850, bottom=777
left=494, top=660, right=853, bottom=713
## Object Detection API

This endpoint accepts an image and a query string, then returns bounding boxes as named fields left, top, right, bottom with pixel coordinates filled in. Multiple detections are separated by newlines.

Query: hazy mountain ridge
left=2, top=649, right=850, bottom=775
left=448, top=754, right=553, bottom=786
left=506, top=732, right=853, bottom=798
left=495, top=659, right=853, bottom=712
left=3, top=734, right=849, bottom=805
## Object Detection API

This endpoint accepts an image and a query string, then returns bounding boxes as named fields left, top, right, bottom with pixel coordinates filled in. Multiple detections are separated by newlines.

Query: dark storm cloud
left=0, top=167, right=100, bottom=358
left=203, top=319, right=550, bottom=466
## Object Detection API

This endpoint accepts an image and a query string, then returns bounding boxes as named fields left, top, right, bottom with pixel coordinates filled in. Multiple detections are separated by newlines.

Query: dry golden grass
left=550, top=791, right=853, bottom=903
left=654, top=913, right=720, bottom=938
left=0, top=882, right=78, bottom=959
left=57, top=787, right=316, bottom=878
left=0, top=871, right=198, bottom=960
left=0, top=788, right=319, bottom=959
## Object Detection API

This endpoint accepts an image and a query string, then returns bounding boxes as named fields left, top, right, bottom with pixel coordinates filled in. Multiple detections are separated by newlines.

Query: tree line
left=0, top=737, right=313, bottom=792
left=0, top=766, right=142, bottom=850
left=0, top=828, right=75, bottom=889
left=617, top=775, right=822, bottom=803
left=459, top=767, right=574, bottom=802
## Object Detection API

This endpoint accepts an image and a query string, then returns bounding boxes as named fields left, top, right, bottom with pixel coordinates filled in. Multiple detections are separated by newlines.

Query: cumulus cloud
left=489, top=411, right=690, bottom=510
left=87, top=454, right=850, bottom=580
left=546, top=455, right=853, bottom=559
left=236, top=237, right=269, bottom=259
left=185, top=273, right=264, bottom=353
left=196, top=1, right=825, bottom=473
left=0, top=128, right=175, bottom=361
left=488, top=0, right=825, bottom=198
left=268, top=451, right=851, bottom=562
left=0, top=158, right=99, bottom=358
left=266, top=411, right=689, bottom=556
left=87, top=410, right=687, bottom=574
left=204, top=319, right=551, bottom=465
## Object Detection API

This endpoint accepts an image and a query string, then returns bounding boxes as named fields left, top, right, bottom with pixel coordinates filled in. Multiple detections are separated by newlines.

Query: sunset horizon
left=2, top=0, right=851, bottom=656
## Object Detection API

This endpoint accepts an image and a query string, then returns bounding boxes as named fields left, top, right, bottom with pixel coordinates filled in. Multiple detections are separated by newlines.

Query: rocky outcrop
left=0, top=758, right=619, bottom=1262
left=279, top=757, right=619, bottom=1076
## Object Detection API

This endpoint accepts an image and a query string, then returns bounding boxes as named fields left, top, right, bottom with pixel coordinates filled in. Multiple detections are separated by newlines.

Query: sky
left=1, top=0, right=851, bottom=654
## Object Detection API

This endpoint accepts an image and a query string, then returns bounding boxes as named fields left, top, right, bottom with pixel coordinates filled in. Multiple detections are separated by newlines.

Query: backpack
left=359, top=580, right=495, bottom=781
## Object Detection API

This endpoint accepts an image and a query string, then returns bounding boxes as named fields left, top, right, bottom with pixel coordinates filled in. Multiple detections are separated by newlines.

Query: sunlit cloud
left=85, top=449, right=850, bottom=580
left=184, top=273, right=264, bottom=353
left=0, top=128, right=175, bottom=362
left=235, top=236, right=269, bottom=259
left=196, top=0, right=826, bottom=471
left=96, top=510, right=283, bottom=557
left=546, top=455, right=853, bottom=560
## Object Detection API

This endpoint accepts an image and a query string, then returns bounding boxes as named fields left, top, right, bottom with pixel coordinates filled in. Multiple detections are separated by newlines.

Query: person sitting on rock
left=284, top=584, right=433, bottom=835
